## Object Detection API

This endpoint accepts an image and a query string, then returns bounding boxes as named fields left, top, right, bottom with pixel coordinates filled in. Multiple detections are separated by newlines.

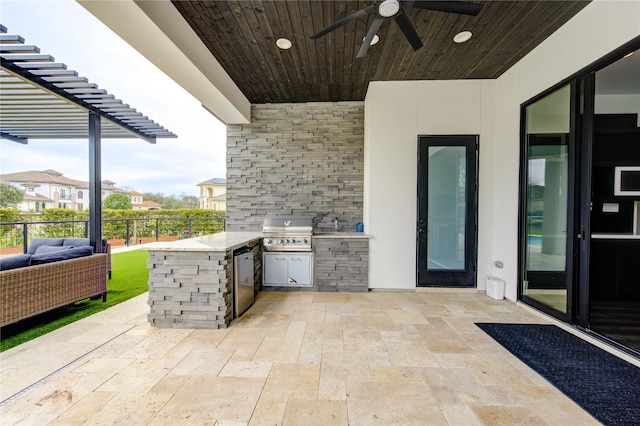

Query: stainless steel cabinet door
left=288, top=254, right=312, bottom=286
left=234, top=251, right=254, bottom=317
left=263, top=253, right=288, bottom=285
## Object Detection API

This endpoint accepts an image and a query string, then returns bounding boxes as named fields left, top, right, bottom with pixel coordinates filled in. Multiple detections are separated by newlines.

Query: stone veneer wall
left=226, top=102, right=364, bottom=232
left=313, top=239, right=369, bottom=292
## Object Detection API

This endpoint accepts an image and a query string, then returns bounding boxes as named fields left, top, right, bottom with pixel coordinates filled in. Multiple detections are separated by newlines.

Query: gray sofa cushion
left=35, top=245, right=72, bottom=255
left=31, top=246, right=93, bottom=265
left=63, top=238, right=108, bottom=252
left=0, top=254, right=32, bottom=271
left=63, top=238, right=90, bottom=248
left=27, top=238, right=65, bottom=255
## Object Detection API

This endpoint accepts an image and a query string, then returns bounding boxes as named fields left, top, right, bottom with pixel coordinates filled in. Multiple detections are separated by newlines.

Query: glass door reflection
left=522, top=85, right=572, bottom=315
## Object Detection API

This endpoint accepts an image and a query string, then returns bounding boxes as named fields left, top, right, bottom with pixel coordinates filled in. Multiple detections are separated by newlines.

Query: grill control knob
left=267, top=239, right=272, bottom=244
left=286, top=239, right=291, bottom=244
left=303, top=239, right=308, bottom=244
left=279, top=239, right=284, bottom=244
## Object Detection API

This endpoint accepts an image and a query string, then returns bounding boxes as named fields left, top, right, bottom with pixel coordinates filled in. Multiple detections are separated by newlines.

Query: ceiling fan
left=310, top=0, right=483, bottom=58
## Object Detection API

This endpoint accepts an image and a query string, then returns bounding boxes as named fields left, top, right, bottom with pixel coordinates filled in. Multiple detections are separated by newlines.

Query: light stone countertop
left=312, top=232, right=370, bottom=239
left=144, top=232, right=263, bottom=252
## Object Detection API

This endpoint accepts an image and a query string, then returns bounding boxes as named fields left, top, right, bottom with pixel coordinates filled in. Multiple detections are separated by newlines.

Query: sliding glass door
left=521, top=84, right=575, bottom=319
left=520, top=39, right=640, bottom=353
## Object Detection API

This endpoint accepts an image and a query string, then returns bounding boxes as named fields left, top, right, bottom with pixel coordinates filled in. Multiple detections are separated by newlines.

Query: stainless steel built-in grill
left=262, top=217, right=313, bottom=252
left=262, top=217, right=314, bottom=287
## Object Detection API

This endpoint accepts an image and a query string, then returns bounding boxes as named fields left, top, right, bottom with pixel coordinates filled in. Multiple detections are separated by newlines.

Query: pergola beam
left=1, top=59, right=157, bottom=144
left=0, top=131, right=27, bottom=144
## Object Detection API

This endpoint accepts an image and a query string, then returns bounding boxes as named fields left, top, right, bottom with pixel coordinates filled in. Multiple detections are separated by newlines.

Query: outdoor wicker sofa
left=0, top=238, right=110, bottom=327
left=0, top=253, right=108, bottom=327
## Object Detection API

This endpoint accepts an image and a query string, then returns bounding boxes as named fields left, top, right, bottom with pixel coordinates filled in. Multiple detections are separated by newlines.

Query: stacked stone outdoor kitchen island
left=146, top=232, right=262, bottom=329
left=146, top=229, right=370, bottom=329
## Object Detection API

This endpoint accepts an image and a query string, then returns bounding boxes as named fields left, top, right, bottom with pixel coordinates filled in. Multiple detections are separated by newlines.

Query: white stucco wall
left=364, top=82, right=419, bottom=289
left=490, top=0, right=640, bottom=301
left=364, top=0, right=640, bottom=297
left=365, top=80, right=493, bottom=290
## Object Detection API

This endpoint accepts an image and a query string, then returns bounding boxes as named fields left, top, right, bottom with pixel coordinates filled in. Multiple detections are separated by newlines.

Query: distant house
left=130, top=191, right=162, bottom=210
left=21, top=191, right=54, bottom=212
left=101, top=180, right=129, bottom=202
left=0, top=169, right=128, bottom=212
left=130, top=191, right=144, bottom=207
left=197, top=178, right=226, bottom=210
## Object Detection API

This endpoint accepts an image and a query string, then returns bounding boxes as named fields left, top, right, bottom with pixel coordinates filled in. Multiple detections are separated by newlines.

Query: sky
left=0, top=0, right=227, bottom=197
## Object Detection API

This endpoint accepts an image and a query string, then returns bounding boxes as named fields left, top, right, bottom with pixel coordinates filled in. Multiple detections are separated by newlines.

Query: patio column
left=88, top=112, right=103, bottom=253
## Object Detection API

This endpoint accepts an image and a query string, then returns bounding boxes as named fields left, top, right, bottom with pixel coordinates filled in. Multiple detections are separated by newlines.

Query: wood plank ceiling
left=172, top=0, right=590, bottom=103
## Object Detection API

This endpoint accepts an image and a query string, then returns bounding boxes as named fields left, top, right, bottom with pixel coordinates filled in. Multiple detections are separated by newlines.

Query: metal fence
left=0, top=217, right=225, bottom=254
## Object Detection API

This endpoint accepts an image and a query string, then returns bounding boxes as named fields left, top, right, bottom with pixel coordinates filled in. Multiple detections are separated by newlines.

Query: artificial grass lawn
left=0, top=249, right=150, bottom=352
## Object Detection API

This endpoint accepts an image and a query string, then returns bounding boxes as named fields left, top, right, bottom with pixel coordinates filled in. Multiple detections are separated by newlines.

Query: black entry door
left=417, top=135, right=478, bottom=287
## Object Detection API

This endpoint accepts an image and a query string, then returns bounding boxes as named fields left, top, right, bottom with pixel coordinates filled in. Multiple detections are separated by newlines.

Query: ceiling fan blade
left=393, top=10, right=423, bottom=51
left=310, top=4, right=377, bottom=40
left=357, top=16, right=385, bottom=58
left=411, top=1, right=483, bottom=16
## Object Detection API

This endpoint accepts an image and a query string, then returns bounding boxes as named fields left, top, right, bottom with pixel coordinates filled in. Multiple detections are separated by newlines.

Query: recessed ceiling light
left=276, top=38, right=292, bottom=50
left=363, top=34, right=380, bottom=46
left=453, top=31, right=472, bottom=44
left=623, top=51, right=634, bottom=58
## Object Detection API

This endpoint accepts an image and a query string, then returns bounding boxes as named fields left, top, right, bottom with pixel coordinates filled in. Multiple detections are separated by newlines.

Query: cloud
left=0, top=0, right=227, bottom=197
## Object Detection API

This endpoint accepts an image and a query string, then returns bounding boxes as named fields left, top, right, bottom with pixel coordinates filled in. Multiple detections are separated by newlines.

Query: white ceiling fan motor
left=379, top=0, right=400, bottom=17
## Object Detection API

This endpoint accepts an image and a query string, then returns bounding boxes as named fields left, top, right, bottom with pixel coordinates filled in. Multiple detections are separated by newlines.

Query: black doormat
left=476, top=323, right=640, bottom=426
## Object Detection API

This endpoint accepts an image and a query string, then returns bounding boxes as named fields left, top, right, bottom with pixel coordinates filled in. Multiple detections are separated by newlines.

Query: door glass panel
left=589, top=48, right=640, bottom=352
left=522, top=85, right=570, bottom=313
left=427, top=146, right=466, bottom=270
left=526, top=145, right=568, bottom=272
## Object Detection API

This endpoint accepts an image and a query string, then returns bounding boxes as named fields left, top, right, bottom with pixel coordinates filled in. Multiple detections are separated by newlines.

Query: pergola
left=0, top=25, right=176, bottom=250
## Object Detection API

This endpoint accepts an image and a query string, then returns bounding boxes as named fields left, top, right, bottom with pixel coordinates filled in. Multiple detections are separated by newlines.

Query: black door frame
left=576, top=72, right=595, bottom=329
left=518, top=36, right=640, bottom=328
left=417, top=135, right=478, bottom=287
left=518, top=82, right=578, bottom=323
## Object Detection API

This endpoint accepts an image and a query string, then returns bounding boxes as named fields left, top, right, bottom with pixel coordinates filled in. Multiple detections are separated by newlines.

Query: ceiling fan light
left=453, top=31, right=472, bottom=44
left=276, top=38, right=292, bottom=50
left=379, top=0, right=400, bottom=18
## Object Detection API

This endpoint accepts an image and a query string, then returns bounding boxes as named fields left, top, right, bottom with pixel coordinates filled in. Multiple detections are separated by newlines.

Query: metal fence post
left=155, top=218, right=159, bottom=242
left=22, top=223, right=28, bottom=254
left=126, top=219, right=130, bottom=247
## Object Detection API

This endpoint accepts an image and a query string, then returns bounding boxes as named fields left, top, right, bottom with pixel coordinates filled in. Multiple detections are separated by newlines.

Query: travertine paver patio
left=0, top=289, right=616, bottom=425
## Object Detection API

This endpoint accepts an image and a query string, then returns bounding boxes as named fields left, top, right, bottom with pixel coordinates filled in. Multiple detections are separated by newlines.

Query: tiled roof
left=133, top=200, right=161, bottom=208
left=22, top=192, right=53, bottom=202
left=1, top=169, right=84, bottom=186
left=0, top=169, right=121, bottom=192
left=197, top=178, right=226, bottom=185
